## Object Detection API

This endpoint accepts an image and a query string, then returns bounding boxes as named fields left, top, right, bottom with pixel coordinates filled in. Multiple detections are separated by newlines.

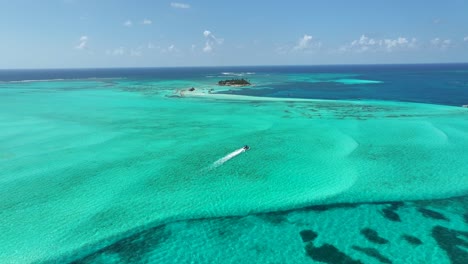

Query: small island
left=218, top=78, right=251, bottom=86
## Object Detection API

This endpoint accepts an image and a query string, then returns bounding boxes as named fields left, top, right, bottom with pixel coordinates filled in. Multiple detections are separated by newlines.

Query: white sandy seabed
left=0, top=84, right=467, bottom=262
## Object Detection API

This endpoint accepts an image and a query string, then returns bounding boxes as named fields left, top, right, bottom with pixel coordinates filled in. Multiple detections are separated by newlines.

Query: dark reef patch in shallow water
left=205, top=216, right=246, bottom=238
left=387, top=202, right=404, bottom=210
left=49, top=196, right=468, bottom=263
left=256, top=212, right=288, bottom=225
left=299, top=230, right=318, bottom=243
left=305, top=242, right=363, bottom=264
left=378, top=202, right=404, bottom=222
left=418, top=208, right=449, bottom=221
left=352, top=245, right=392, bottom=264
left=380, top=207, right=401, bottom=222
left=302, top=203, right=359, bottom=212
left=432, top=225, right=468, bottom=264
left=464, top=212, right=468, bottom=224
left=401, top=234, right=423, bottom=246
left=70, top=224, right=170, bottom=264
left=360, top=228, right=389, bottom=245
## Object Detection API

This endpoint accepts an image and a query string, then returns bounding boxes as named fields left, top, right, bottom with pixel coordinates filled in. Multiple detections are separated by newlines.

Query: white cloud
left=342, top=35, right=417, bottom=52
left=350, top=35, right=379, bottom=52
left=293, top=34, right=322, bottom=51
left=123, top=20, right=132, bottom=27
left=203, top=42, right=212, bottom=53
left=202, top=30, right=223, bottom=53
left=464, top=36, right=468, bottom=42
left=294, top=35, right=312, bottom=50
left=191, top=44, right=196, bottom=52
left=106, top=47, right=125, bottom=56
left=171, top=2, right=190, bottom=9
left=75, top=35, right=88, bottom=50
left=431, top=38, right=451, bottom=49
left=203, top=30, right=224, bottom=44
left=147, top=42, right=156, bottom=49
left=383, top=37, right=414, bottom=49
left=142, top=19, right=152, bottom=25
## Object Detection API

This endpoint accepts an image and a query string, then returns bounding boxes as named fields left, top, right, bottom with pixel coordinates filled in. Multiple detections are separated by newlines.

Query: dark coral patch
left=463, top=212, right=468, bottom=224
left=71, top=224, right=170, bottom=264
left=305, top=242, right=363, bottom=264
left=401, top=234, right=423, bottom=246
left=380, top=208, right=401, bottom=222
left=418, top=208, right=449, bottom=221
left=432, top=225, right=468, bottom=264
left=256, top=212, right=288, bottom=225
left=360, top=228, right=389, bottom=244
left=379, top=202, right=403, bottom=222
left=352, top=245, right=392, bottom=264
left=387, top=202, right=404, bottom=210
left=299, top=230, right=318, bottom=243
left=303, top=203, right=359, bottom=212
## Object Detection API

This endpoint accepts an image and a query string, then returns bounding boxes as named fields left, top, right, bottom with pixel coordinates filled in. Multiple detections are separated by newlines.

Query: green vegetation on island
left=218, top=78, right=251, bottom=86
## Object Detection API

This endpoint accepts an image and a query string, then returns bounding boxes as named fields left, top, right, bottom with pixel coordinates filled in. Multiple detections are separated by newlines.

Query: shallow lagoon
left=1, top=66, right=468, bottom=263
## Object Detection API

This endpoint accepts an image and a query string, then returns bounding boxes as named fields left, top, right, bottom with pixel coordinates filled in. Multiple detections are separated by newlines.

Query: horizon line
left=1, top=62, right=468, bottom=71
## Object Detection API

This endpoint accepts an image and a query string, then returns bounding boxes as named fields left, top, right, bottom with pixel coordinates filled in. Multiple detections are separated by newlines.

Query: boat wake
left=210, top=146, right=249, bottom=169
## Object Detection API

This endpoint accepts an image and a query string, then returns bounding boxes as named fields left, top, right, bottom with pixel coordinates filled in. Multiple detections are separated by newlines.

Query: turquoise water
left=1, top=66, right=468, bottom=263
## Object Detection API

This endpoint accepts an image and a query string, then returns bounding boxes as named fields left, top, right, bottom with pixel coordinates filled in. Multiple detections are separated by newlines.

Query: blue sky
left=1, top=0, right=467, bottom=68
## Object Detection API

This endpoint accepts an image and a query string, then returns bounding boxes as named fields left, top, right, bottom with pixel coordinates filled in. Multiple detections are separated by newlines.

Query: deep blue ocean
left=1, top=63, right=467, bottom=106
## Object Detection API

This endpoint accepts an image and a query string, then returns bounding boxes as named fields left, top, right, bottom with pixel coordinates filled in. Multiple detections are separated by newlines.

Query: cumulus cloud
left=202, top=30, right=223, bottom=53
left=171, top=2, right=190, bottom=9
left=203, top=42, right=212, bottom=53
left=276, top=34, right=322, bottom=54
left=123, top=20, right=132, bottom=27
left=431, top=38, right=451, bottom=49
left=293, top=34, right=321, bottom=51
left=294, top=35, right=313, bottom=50
left=142, top=19, right=152, bottom=25
left=383, top=37, right=412, bottom=49
left=342, top=35, right=417, bottom=52
left=464, top=36, right=468, bottom=42
left=75, top=35, right=88, bottom=49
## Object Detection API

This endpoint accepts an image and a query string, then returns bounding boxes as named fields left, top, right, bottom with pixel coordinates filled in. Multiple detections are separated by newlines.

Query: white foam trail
left=211, top=147, right=246, bottom=168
